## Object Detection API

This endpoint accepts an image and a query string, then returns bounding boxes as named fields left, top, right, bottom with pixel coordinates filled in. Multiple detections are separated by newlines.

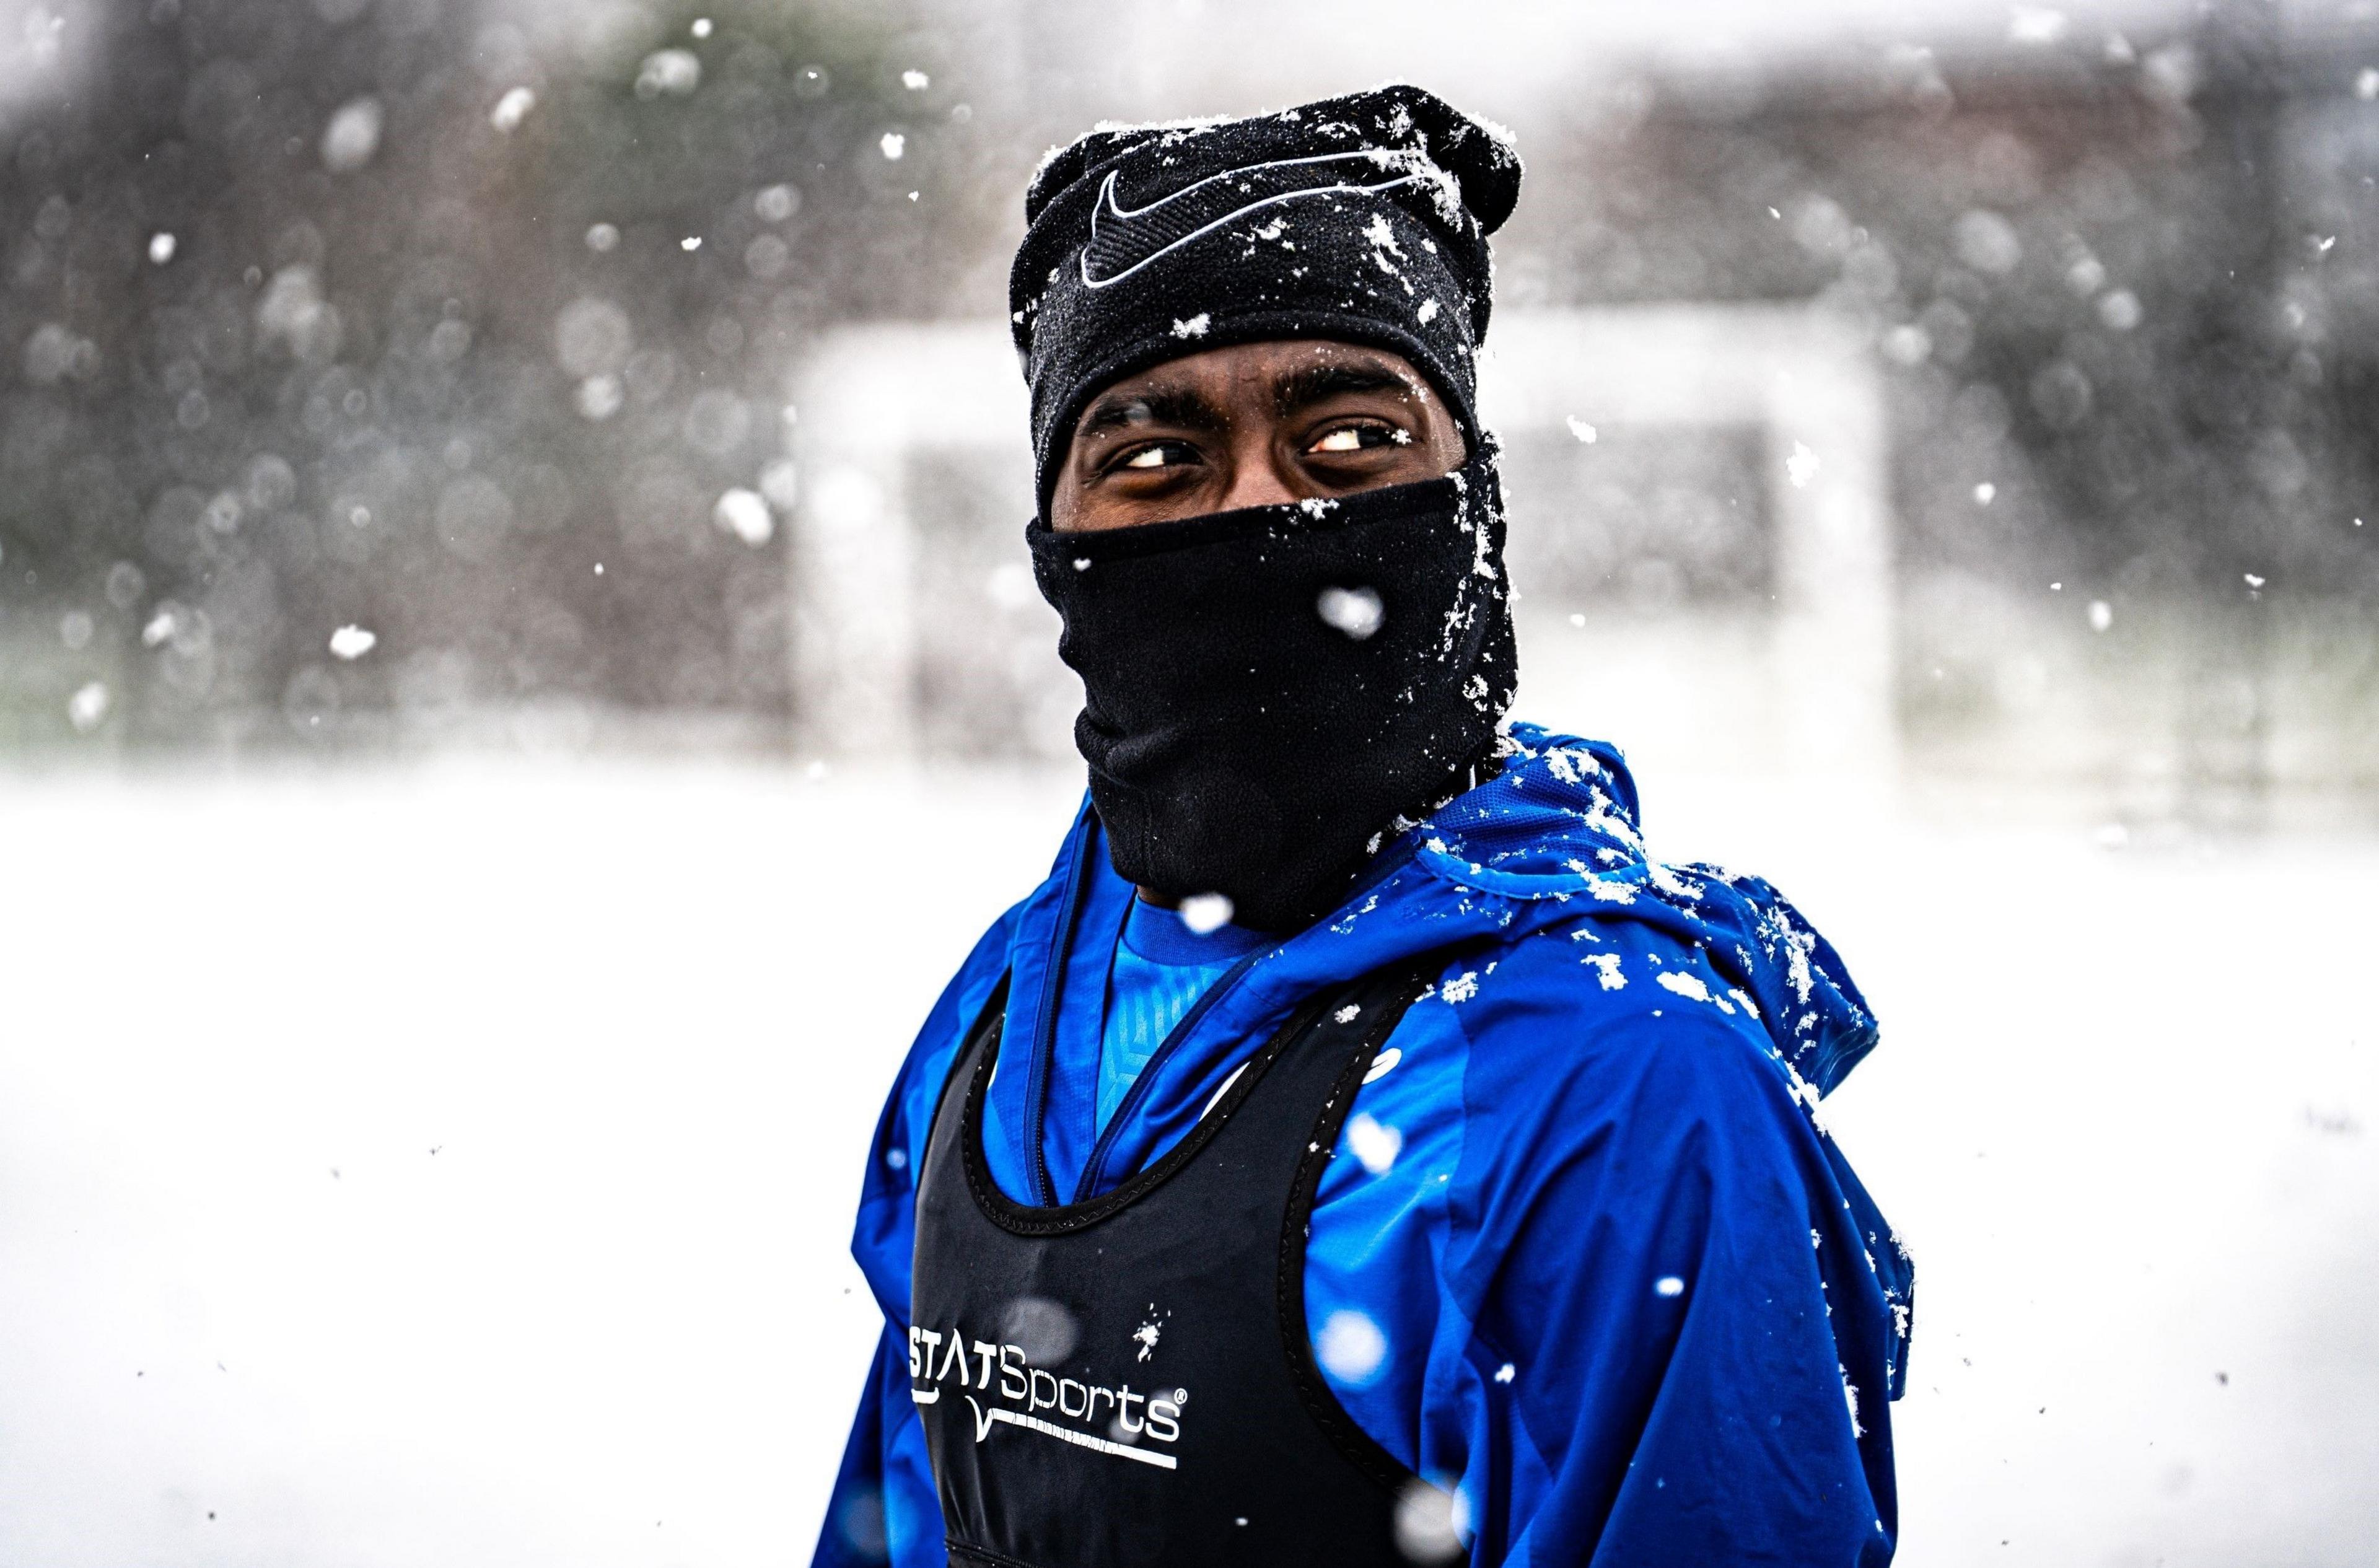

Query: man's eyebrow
left=1273, top=362, right=1414, bottom=416
left=1075, top=385, right=1225, bottom=439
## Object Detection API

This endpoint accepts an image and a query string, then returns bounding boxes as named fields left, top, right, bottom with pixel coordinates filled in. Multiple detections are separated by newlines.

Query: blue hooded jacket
left=815, top=724, right=1911, bottom=1567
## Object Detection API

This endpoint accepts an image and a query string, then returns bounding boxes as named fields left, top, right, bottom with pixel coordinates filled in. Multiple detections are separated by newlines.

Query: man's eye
left=1308, top=423, right=1395, bottom=454
left=1117, top=442, right=1192, bottom=471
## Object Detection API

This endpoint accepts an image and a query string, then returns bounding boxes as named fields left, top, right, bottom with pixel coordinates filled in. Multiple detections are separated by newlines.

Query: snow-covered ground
left=0, top=756, right=2372, bottom=1567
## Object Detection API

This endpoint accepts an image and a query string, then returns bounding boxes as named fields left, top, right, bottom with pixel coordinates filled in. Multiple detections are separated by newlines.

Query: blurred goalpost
left=789, top=307, right=1894, bottom=781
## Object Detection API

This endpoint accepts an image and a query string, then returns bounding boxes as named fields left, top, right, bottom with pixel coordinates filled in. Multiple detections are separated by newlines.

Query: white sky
left=997, top=0, right=2215, bottom=121
left=0, top=0, right=2262, bottom=138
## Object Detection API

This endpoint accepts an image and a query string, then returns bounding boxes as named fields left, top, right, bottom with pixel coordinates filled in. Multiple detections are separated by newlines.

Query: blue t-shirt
left=1095, top=898, right=1269, bottom=1132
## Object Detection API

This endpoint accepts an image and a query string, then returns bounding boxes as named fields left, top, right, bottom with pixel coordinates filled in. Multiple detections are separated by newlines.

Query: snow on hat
left=1010, top=84, right=1522, bottom=504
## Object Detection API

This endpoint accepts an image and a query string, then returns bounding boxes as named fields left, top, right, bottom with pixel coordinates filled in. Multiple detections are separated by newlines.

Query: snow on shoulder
left=1390, top=722, right=1880, bottom=1100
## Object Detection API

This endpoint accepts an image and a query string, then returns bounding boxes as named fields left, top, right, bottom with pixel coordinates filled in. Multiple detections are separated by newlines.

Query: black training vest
left=909, top=965, right=1431, bottom=1568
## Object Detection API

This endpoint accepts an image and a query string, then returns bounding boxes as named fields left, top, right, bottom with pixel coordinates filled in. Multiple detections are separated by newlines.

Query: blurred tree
left=0, top=0, right=1007, bottom=748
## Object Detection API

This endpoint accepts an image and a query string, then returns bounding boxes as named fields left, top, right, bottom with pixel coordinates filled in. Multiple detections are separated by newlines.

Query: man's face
left=1049, top=339, right=1467, bottom=533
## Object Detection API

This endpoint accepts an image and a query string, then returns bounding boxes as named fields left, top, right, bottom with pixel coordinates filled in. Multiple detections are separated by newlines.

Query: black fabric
left=1011, top=84, right=1522, bottom=502
left=1028, top=447, right=1517, bottom=932
left=910, top=963, right=1438, bottom=1568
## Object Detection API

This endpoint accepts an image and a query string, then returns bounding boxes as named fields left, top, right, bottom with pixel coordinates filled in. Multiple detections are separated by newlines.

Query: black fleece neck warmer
left=1011, top=84, right=1522, bottom=503
left=1029, top=445, right=1517, bottom=932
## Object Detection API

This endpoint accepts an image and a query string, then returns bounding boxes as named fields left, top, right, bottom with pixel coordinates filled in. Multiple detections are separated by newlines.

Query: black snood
left=1029, top=447, right=1517, bottom=932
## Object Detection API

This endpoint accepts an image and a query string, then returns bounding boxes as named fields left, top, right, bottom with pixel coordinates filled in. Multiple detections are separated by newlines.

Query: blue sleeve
left=1442, top=992, right=1901, bottom=1566
left=810, top=913, right=1017, bottom=1568
left=813, top=1331, right=895, bottom=1566
left=811, top=1325, right=947, bottom=1568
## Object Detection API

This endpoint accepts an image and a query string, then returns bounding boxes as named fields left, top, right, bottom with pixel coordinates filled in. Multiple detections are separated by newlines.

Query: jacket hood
left=1377, top=722, right=1878, bottom=1093
left=1164, top=722, right=1875, bottom=1090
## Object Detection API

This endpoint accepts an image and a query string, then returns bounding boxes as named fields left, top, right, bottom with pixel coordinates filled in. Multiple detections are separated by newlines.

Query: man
left=814, top=85, right=1910, bottom=1568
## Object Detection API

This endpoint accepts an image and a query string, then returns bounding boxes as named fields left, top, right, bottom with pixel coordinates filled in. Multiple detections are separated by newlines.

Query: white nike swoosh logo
left=1079, top=150, right=1424, bottom=290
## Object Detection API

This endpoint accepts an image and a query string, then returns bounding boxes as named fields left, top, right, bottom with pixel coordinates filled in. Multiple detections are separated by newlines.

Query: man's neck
left=1128, top=746, right=1505, bottom=918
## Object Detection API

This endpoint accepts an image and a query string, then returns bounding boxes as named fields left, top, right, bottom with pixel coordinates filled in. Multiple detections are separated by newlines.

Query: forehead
left=1095, top=339, right=1427, bottom=400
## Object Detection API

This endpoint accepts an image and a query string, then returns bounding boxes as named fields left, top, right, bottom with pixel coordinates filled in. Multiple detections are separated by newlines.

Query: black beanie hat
left=1011, top=84, right=1522, bottom=504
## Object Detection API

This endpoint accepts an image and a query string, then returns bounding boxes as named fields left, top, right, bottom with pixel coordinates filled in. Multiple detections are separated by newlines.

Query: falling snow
left=320, top=98, right=382, bottom=172
left=635, top=49, right=701, bottom=99
left=1179, top=893, right=1233, bottom=934
left=714, top=489, right=774, bottom=546
left=490, top=87, right=537, bottom=134
left=327, top=625, right=377, bottom=661
left=1317, top=586, right=1385, bottom=639
left=66, top=682, right=108, bottom=732
left=1347, top=1113, right=1403, bottom=1176
left=1316, top=1310, right=1388, bottom=1385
